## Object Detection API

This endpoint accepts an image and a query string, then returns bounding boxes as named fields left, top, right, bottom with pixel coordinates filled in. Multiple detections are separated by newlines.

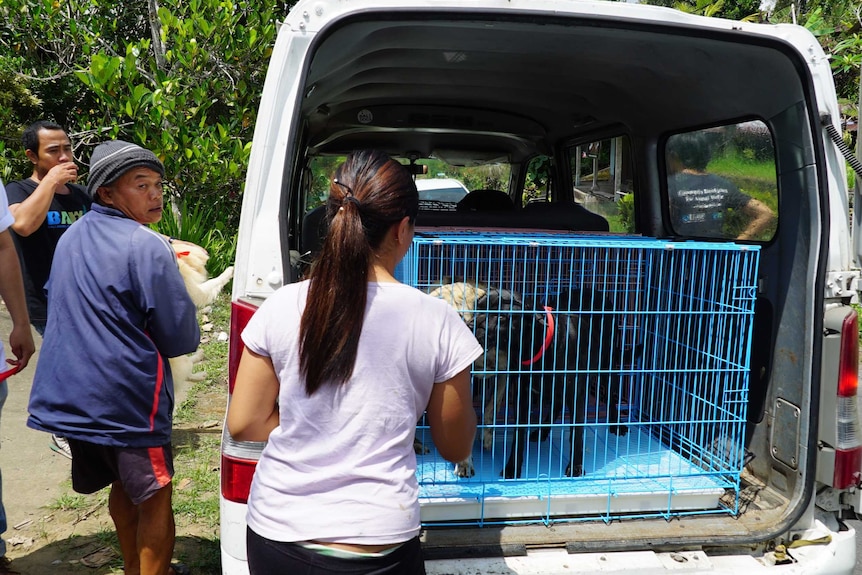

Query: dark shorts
left=67, top=439, right=174, bottom=505
left=247, top=528, right=426, bottom=575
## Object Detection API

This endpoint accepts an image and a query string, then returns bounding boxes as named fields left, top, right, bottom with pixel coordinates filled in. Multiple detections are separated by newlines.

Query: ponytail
left=299, top=150, right=418, bottom=395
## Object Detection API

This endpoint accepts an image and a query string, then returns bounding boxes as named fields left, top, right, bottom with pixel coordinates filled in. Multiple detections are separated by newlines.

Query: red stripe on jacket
left=148, top=353, right=164, bottom=432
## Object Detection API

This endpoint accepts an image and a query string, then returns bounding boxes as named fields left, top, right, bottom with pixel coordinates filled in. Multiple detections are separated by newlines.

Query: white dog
left=168, top=239, right=234, bottom=386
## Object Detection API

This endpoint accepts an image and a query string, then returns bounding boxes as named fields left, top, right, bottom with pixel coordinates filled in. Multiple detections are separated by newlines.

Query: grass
left=48, top=492, right=94, bottom=512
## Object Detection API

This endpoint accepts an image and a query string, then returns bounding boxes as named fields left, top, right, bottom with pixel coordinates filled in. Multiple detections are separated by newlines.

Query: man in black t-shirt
left=666, top=132, right=774, bottom=241
left=6, top=121, right=90, bottom=461
left=6, top=121, right=91, bottom=336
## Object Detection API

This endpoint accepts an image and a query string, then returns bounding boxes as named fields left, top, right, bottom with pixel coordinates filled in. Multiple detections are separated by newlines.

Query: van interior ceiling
left=301, top=17, right=808, bottom=157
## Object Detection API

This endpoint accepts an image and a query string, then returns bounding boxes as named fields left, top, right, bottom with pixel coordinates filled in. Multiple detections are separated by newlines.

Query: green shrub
left=154, top=198, right=237, bottom=275
left=617, top=192, right=636, bottom=233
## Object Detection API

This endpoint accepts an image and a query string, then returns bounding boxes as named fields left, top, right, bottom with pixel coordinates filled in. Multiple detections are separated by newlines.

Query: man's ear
left=24, top=149, right=38, bottom=165
left=96, top=187, right=113, bottom=206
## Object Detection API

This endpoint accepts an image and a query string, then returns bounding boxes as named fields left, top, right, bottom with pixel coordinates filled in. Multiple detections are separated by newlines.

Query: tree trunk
left=147, top=0, right=167, bottom=71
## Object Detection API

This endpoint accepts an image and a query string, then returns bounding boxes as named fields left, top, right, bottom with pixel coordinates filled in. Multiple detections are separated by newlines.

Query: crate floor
left=417, top=425, right=730, bottom=523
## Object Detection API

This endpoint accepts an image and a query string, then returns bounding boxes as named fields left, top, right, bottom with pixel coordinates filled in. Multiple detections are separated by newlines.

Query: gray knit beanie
left=86, top=140, right=165, bottom=199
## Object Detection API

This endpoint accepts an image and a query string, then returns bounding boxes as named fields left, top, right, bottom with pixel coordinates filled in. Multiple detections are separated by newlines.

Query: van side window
left=523, top=155, right=552, bottom=205
left=665, top=122, right=777, bottom=241
left=564, top=136, right=635, bottom=233
left=306, top=156, right=345, bottom=212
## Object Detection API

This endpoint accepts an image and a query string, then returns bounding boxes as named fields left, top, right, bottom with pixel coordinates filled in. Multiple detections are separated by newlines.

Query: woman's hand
left=426, top=368, right=477, bottom=463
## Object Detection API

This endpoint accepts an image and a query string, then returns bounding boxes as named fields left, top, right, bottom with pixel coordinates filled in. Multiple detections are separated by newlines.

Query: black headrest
left=521, top=201, right=609, bottom=232
left=300, top=205, right=329, bottom=257
left=457, top=189, right=515, bottom=212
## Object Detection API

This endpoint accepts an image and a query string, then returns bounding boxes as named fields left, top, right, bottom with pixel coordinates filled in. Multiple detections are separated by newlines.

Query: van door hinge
left=824, top=270, right=859, bottom=300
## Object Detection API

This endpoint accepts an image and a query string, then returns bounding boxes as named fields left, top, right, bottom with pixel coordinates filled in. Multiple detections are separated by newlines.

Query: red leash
left=522, top=306, right=555, bottom=366
left=0, top=363, right=22, bottom=383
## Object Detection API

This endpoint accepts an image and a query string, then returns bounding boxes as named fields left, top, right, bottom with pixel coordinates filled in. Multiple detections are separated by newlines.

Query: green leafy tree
left=0, top=0, right=295, bottom=267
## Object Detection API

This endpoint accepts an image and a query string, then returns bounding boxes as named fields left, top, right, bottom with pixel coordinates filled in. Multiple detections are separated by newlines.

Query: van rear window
left=665, top=121, right=778, bottom=242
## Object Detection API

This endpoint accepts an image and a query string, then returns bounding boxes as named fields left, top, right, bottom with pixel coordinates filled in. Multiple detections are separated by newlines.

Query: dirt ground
left=0, top=308, right=226, bottom=574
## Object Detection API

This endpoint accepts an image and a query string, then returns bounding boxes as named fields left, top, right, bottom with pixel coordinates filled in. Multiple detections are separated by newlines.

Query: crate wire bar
left=397, top=232, right=760, bottom=526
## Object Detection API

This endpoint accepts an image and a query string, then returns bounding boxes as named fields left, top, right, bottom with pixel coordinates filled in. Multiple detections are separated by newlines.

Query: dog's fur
left=168, top=240, right=234, bottom=386
left=495, top=287, right=629, bottom=479
left=421, top=282, right=489, bottom=477
left=432, top=282, right=629, bottom=480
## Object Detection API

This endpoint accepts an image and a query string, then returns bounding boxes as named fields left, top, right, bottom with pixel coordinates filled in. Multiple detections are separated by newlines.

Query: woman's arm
left=226, top=347, right=281, bottom=442
left=426, top=367, right=477, bottom=462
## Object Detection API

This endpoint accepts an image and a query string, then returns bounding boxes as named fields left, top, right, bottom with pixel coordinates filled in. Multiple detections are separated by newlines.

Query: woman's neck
left=367, top=261, right=399, bottom=283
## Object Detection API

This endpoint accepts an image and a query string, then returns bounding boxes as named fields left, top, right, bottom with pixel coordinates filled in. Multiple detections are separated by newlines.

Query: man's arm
left=0, top=228, right=35, bottom=369
left=736, top=197, right=775, bottom=241
left=8, top=161, right=78, bottom=236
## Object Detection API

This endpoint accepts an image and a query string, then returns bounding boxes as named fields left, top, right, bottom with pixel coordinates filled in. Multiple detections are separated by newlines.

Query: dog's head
left=428, top=281, right=486, bottom=323
left=173, top=240, right=210, bottom=283
left=429, top=282, right=550, bottom=378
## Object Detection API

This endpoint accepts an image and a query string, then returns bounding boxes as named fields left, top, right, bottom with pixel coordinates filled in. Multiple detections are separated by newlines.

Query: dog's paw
left=189, top=348, right=206, bottom=364
left=219, top=266, right=235, bottom=281
left=454, top=457, right=475, bottom=478
left=413, top=437, right=429, bottom=455
left=187, top=371, right=207, bottom=382
left=565, top=463, right=585, bottom=477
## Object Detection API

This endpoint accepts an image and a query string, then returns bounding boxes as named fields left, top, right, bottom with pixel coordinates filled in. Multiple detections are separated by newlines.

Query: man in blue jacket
left=27, top=140, right=199, bottom=575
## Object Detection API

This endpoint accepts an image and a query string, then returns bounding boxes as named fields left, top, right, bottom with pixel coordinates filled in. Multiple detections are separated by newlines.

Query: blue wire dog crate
left=395, top=231, right=760, bottom=526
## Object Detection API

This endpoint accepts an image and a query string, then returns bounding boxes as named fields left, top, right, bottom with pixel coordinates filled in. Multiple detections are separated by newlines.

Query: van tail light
left=221, top=298, right=263, bottom=503
left=834, top=310, right=862, bottom=489
left=228, top=299, right=259, bottom=393
left=221, top=452, right=258, bottom=504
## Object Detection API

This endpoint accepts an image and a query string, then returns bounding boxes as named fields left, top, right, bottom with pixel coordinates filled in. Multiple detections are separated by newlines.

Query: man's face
left=27, top=129, right=73, bottom=175
left=98, top=167, right=164, bottom=225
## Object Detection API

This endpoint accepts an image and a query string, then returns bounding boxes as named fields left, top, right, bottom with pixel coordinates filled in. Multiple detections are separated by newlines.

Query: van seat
left=417, top=201, right=608, bottom=232
left=456, top=189, right=515, bottom=212
left=300, top=205, right=328, bottom=258
left=521, top=200, right=609, bottom=232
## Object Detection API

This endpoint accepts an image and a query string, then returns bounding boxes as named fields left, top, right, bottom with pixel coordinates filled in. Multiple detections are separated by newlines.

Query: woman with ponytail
left=227, top=150, right=481, bottom=575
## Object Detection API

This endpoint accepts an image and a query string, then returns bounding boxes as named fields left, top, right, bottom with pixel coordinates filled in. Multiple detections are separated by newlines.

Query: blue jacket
left=27, top=204, right=200, bottom=447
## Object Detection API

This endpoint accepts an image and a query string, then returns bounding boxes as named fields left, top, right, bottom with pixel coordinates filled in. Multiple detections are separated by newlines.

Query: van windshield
left=305, top=156, right=512, bottom=213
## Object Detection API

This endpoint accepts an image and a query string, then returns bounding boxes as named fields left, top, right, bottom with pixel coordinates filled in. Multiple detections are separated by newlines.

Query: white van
left=220, top=0, right=862, bottom=573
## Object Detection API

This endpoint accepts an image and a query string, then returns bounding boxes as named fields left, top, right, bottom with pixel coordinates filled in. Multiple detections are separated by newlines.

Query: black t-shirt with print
left=668, top=172, right=751, bottom=237
left=5, top=178, right=91, bottom=322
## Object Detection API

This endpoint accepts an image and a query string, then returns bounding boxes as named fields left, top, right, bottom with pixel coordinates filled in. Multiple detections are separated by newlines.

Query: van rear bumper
left=425, top=520, right=855, bottom=574
left=220, top=498, right=249, bottom=574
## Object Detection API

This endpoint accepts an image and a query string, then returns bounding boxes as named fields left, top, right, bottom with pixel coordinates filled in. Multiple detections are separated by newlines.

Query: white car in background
left=415, top=178, right=469, bottom=208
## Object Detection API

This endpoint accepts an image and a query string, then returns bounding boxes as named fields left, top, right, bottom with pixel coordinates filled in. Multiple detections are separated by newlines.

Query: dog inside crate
left=403, top=232, right=758, bottom=524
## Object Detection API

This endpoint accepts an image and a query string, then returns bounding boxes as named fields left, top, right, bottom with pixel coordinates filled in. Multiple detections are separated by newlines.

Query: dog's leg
left=607, top=384, right=628, bottom=437
left=501, top=374, right=534, bottom=479
left=566, top=375, right=587, bottom=477
left=502, top=426, right=528, bottom=479
left=195, top=266, right=235, bottom=305
left=482, top=374, right=508, bottom=451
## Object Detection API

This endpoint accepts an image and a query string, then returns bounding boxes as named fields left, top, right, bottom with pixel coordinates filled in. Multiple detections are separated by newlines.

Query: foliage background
left=0, top=0, right=859, bottom=265
left=0, top=0, right=293, bottom=272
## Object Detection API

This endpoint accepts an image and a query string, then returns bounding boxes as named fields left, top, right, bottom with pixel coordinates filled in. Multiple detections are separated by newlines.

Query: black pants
left=247, top=528, right=427, bottom=575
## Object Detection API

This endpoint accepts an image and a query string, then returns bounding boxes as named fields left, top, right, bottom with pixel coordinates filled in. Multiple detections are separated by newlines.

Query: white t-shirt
left=0, top=182, right=15, bottom=367
left=242, top=280, right=483, bottom=544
